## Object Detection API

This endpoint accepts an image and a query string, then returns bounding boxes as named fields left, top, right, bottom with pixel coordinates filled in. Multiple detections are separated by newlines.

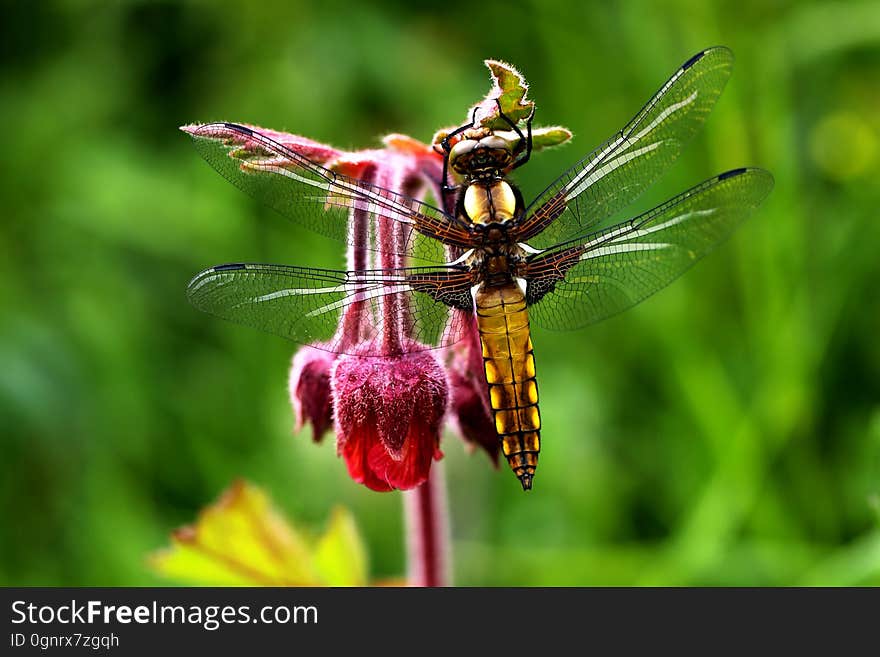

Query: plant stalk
left=404, top=460, right=450, bottom=586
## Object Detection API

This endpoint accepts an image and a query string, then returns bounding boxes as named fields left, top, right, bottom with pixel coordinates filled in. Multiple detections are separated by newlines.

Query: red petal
left=340, top=423, right=395, bottom=493
left=367, top=423, right=439, bottom=491
left=450, top=370, right=499, bottom=465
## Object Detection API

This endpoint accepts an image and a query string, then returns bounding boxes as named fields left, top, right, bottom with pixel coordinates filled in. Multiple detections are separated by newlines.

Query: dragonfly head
left=449, top=133, right=518, bottom=179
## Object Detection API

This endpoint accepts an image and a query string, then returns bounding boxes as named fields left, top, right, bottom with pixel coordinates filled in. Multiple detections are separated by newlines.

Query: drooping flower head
left=263, top=133, right=447, bottom=462
left=289, top=345, right=335, bottom=442
left=239, top=130, right=452, bottom=491
left=333, top=342, right=448, bottom=491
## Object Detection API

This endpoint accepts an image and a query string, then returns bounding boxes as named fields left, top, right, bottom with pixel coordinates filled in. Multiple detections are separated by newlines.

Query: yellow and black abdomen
left=475, top=282, right=540, bottom=490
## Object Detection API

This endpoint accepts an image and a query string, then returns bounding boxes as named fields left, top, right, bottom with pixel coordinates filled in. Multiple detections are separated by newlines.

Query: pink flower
left=288, top=345, right=335, bottom=442
left=447, top=313, right=499, bottom=465
left=332, top=343, right=448, bottom=491
left=232, top=127, right=452, bottom=491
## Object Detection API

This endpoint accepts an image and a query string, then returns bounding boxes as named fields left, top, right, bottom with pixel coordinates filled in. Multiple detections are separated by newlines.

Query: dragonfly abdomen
left=474, top=282, right=540, bottom=490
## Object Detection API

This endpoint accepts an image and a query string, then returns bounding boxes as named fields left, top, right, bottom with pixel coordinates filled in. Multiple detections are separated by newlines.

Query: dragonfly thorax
left=466, top=240, right=529, bottom=282
left=460, top=179, right=522, bottom=227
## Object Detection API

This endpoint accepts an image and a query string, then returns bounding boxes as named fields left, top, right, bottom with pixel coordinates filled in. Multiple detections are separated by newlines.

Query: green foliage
left=2, top=0, right=879, bottom=586
left=432, top=59, right=572, bottom=150
left=150, top=481, right=368, bottom=586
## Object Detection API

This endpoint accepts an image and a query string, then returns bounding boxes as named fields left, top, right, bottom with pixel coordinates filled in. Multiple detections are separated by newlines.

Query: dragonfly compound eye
left=451, top=140, right=515, bottom=177
left=449, top=139, right=477, bottom=169
left=478, top=134, right=513, bottom=151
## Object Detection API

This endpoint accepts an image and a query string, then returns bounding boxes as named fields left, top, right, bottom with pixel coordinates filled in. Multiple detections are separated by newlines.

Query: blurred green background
left=2, top=0, right=879, bottom=586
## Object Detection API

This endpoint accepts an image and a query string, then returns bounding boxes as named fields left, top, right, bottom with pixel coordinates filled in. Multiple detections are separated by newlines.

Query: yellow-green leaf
left=483, top=59, right=533, bottom=127
left=313, top=507, right=368, bottom=586
left=150, top=480, right=369, bottom=586
left=532, top=126, right=573, bottom=149
left=432, top=60, right=571, bottom=156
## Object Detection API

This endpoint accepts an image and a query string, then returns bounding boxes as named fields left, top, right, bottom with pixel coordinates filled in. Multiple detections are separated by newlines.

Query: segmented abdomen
left=474, top=281, right=540, bottom=490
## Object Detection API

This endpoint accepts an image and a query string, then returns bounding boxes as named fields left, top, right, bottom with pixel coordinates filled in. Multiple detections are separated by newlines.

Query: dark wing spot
left=718, top=167, right=748, bottom=181
left=682, top=50, right=706, bottom=70
left=223, top=122, right=253, bottom=135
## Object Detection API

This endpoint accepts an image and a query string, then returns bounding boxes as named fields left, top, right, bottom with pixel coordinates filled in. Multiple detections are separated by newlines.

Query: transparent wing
left=187, top=263, right=476, bottom=355
left=515, top=47, right=735, bottom=248
left=523, top=168, right=774, bottom=330
left=186, top=123, right=473, bottom=263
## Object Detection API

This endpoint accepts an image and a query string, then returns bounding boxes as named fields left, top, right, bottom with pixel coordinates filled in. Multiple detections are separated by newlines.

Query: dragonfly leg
left=440, top=107, right=479, bottom=211
left=495, top=98, right=534, bottom=171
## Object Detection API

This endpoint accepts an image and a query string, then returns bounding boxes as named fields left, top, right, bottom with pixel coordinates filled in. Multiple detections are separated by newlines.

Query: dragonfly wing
left=523, top=168, right=773, bottom=330
left=515, top=47, right=735, bottom=248
left=186, top=123, right=472, bottom=264
left=187, top=263, right=476, bottom=355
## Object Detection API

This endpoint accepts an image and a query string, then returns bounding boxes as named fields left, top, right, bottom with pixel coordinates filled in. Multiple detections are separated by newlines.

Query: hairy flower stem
left=376, top=166, right=404, bottom=357
left=338, top=164, right=375, bottom=350
left=404, top=460, right=450, bottom=586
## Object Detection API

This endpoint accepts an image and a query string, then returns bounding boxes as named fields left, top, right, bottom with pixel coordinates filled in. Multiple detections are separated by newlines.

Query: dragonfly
left=185, top=46, right=773, bottom=491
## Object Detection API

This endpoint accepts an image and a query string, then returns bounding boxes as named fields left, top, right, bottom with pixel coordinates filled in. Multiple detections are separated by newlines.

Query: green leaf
left=149, top=480, right=369, bottom=586
left=432, top=60, right=571, bottom=154
left=313, top=507, right=368, bottom=586
left=532, top=126, right=573, bottom=149
left=482, top=59, right=533, bottom=127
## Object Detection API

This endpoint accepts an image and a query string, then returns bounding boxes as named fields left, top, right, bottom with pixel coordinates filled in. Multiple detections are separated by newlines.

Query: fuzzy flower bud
left=332, top=343, right=448, bottom=492
left=288, top=344, right=335, bottom=442
left=447, top=313, right=499, bottom=464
